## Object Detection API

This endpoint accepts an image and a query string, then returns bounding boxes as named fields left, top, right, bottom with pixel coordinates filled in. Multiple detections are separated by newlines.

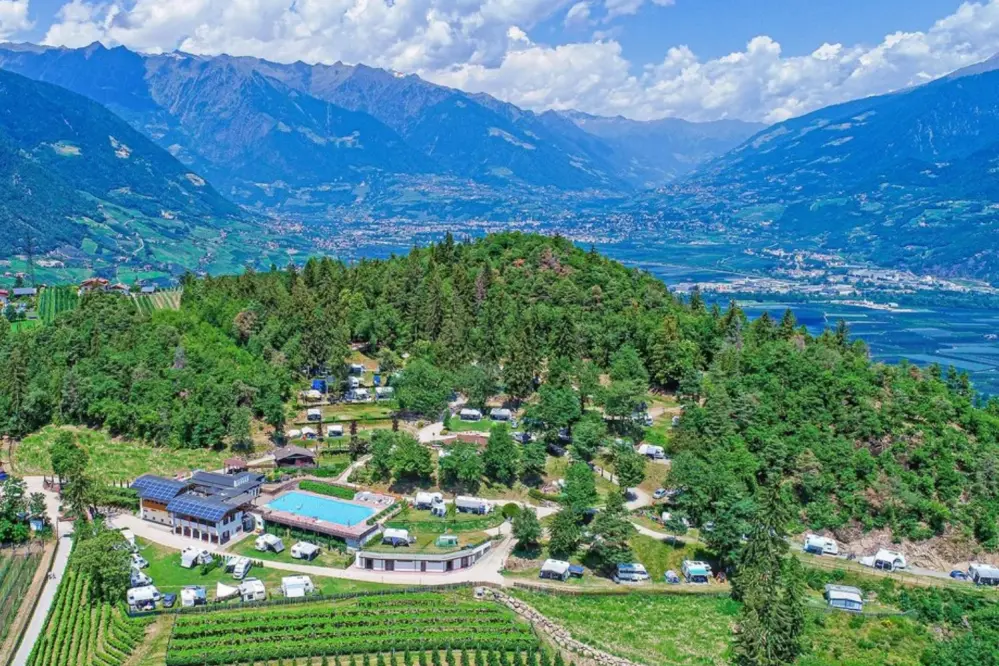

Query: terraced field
left=27, top=569, right=151, bottom=666
left=164, top=591, right=540, bottom=666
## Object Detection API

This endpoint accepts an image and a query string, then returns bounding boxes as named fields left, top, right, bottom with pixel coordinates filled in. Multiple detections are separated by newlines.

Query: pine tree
left=553, top=652, right=565, bottom=666
left=733, top=484, right=806, bottom=666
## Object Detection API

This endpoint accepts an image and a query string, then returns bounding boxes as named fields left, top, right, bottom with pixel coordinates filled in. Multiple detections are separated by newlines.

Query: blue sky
left=1, top=0, right=995, bottom=122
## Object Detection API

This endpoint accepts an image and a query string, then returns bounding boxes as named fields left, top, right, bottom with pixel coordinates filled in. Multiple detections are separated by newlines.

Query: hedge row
left=300, top=480, right=357, bottom=501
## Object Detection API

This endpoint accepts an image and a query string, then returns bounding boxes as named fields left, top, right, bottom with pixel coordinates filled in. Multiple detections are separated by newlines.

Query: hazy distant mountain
left=554, top=110, right=764, bottom=186
left=0, top=66, right=237, bottom=257
left=643, top=59, right=999, bottom=282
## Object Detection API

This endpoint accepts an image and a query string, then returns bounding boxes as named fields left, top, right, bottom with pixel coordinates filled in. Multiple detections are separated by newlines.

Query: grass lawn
left=364, top=530, right=491, bottom=554
left=12, top=426, right=244, bottom=481
left=135, top=538, right=390, bottom=600
left=227, top=538, right=354, bottom=569
left=630, top=534, right=719, bottom=582
left=510, top=589, right=929, bottom=666
left=302, top=403, right=397, bottom=423
left=510, top=590, right=739, bottom=666
left=447, top=418, right=499, bottom=434
left=639, top=460, right=671, bottom=494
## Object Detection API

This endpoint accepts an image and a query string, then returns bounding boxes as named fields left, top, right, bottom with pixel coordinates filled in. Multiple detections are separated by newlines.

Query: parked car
left=950, top=570, right=969, bottom=581
left=652, top=488, right=667, bottom=500
left=131, top=553, right=149, bottom=569
left=162, top=593, right=177, bottom=608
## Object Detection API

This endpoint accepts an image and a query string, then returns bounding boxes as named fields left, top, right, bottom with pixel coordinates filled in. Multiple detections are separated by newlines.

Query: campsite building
left=355, top=540, right=492, bottom=574
left=273, top=446, right=317, bottom=468
left=131, top=470, right=263, bottom=545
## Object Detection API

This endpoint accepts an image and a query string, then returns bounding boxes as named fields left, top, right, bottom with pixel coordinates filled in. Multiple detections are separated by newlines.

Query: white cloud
left=0, top=0, right=32, bottom=38
left=564, top=2, right=591, bottom=27
left=37, top=0, right=999, bottom=123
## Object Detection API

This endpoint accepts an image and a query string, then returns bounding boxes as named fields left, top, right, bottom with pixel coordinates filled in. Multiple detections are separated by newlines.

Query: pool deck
left=256, top=488, right=392, bottom=544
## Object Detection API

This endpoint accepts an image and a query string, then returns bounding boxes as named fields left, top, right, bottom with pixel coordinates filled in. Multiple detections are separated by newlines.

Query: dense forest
left=1, top=233, right=997, bottom=552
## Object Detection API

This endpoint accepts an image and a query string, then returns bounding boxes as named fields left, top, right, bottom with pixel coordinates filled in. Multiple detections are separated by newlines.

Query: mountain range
left=645, top=58, right=999, bottom=282
left=0, top=43, right=760, bottom=217
left=3, top=42, right=999, bottom=283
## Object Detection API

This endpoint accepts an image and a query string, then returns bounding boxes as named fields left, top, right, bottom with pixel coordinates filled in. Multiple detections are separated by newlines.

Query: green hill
left=0, top=66, right=240, bottom=259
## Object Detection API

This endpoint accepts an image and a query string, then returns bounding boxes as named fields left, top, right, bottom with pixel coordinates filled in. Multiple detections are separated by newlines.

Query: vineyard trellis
left=0, top=549, right=43, bottom=644
left=26, top=569, right=151, bottom=666
left=164, top=592, right=540, bottom=666
left=37, top=286, right=79, bottom=325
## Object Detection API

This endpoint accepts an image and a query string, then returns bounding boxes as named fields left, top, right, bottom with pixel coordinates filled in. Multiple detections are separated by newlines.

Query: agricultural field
left=163, top=591, right=540, bottom=665
left=27, top=569, right=152, bottom=666
left=12, top=426, right=241, bottom=482
left=133, top=289, right=182, bottom=315
left=0, top=548, right=44, bottom=644
left=38, top=286, right=79, bottom=324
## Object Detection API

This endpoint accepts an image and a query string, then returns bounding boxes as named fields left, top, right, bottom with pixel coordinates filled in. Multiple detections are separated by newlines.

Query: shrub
left=501, top=504, right=521, bottom=520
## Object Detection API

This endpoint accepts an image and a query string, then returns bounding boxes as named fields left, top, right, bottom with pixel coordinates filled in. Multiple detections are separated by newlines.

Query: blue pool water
left=267, top=491, right=376, bottom=526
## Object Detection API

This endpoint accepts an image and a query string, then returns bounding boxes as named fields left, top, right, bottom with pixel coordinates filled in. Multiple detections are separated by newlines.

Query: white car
left=131, top=553, right=149, bottom=569
left=652, top=488, right=667, bottom=500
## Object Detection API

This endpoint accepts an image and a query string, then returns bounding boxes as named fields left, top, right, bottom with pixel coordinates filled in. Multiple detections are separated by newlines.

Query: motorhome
left=226, top=555, right=253, bottom=580
left=280, top=575, right=315, bottom=598
left=803, top=534, right=839, bottom=556
left=307, top=408, right=323, bottom=422
left=871, top=549, right=907, bottom=572
left=455, top=496, right=492, bottom=515
left=637, top=444, right=665, bottom=460
left=126, top=585, right=161, bottom=610
left=969, top=563, right=999, bottom=586
left=414, top=492, right=444, bottom=509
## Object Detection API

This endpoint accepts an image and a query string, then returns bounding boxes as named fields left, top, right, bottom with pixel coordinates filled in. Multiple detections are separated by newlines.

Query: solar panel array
left=131, top=475, right=188, bottom=503
left=167, top=495, right=230, bottom=522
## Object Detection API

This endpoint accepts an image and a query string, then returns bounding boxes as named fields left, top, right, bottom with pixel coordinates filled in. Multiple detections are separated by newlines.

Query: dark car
left=949, top=570, right=969, bottom=581
left=162, top=593, right=177, bottom=608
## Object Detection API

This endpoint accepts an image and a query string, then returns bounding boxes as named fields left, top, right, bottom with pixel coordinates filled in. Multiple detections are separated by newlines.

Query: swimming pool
left=266, top=491, right=376, bottom=527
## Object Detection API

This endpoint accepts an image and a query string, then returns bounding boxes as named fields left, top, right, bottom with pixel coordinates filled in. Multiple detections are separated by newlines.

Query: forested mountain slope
left=0, top=66, right=238, bottom=256
left=1, top=234, right=996, bottom=555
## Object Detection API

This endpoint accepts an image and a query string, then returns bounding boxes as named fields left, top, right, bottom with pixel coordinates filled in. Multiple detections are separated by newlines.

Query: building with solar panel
left=132, top=471, right=264, bottom=545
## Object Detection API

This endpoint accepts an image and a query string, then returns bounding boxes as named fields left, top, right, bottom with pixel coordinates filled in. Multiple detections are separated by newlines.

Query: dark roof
left=166, top=494, right=234, bottom=523
left=189, top=470, right=263, bottom=496
left=274, top=446, right=316, bottom=462
left=132, top=475, right=189, bottom=503
left=224, top=458, right=247, bottom=468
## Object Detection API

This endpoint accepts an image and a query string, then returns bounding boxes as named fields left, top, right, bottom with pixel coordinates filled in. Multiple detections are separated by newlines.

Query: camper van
left=682, top=560, right=712, bottom=584
left=131, top=553, right=149, bottom=569
left=181, top=547, right=213, bottom=569
left=291, top=541, right=321, bottom=561
left=281, top=575, right=315, bottom=598
left=121, top=530, right=137, bottom=552
left=180, top=586, right=207, bottom=608
left=969, top=563, right=999, bottom=586
left=637, top=444, right=665, bottom=460
left=803, top=534, right=839, bottom=556
left=255, top=533, right=285, bottom=553
left=126, top=585, right=161, bottom=610
left=239, top=578, right=267, bottom=602
left=431, top=502, right=448, bottom=518
left=613, top=563, right=650, bottom=584
left=307, top=408, right=323, bottom=422
left=327, top=424, right=344, bottom=438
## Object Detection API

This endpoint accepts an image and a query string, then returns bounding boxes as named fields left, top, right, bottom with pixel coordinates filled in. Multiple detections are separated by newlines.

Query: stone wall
left=485, top=589, right=641, bottom=666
